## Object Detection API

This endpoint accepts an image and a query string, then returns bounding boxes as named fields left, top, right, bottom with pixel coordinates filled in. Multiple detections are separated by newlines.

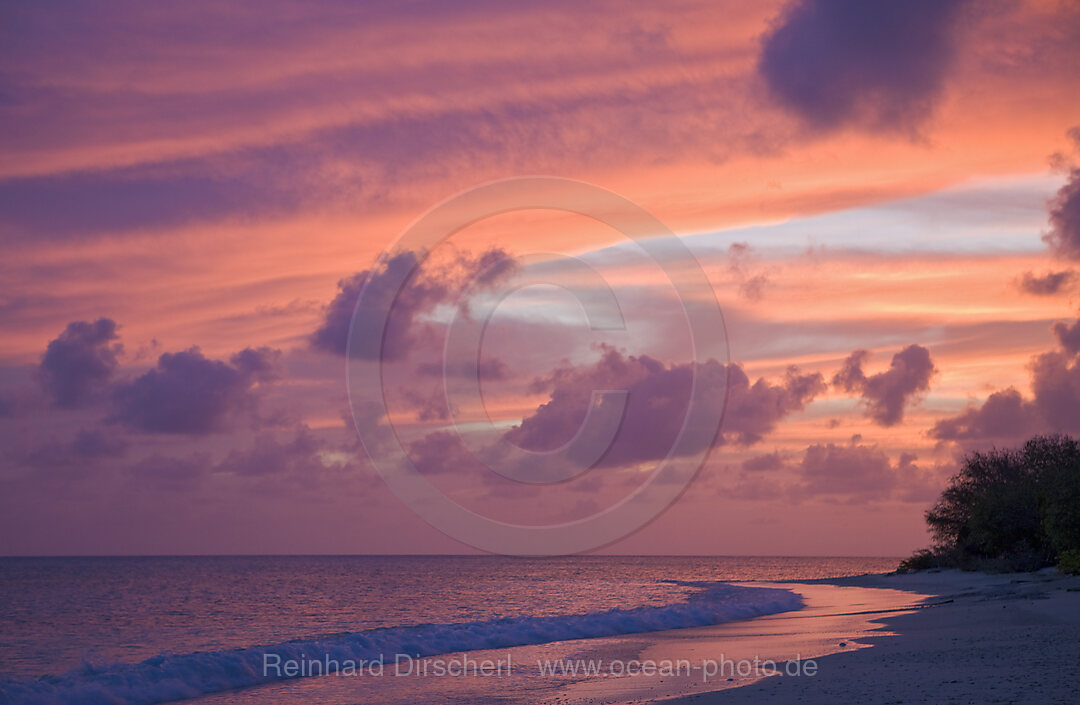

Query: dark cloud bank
left=34, top=318, right=284, bottom=437
left=405, top=344, right=944, bottom=503
left=410, top=348, right=826, bottom=476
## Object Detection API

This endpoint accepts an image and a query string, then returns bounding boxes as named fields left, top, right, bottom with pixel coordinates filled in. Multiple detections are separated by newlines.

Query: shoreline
left=658, top=568, right=1080, bottom=705
left=176, top=575, right=908, bottom=705
left=8, top=565, right=1076, bottom=705
left=546, top=577, right=932, bottom=704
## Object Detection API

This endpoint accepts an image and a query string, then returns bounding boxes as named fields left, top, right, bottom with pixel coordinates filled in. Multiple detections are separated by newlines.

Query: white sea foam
left=0, top=581, right=803, bottom=705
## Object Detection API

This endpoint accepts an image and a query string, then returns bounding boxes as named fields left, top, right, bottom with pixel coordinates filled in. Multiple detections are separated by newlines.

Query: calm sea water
left=0, top=556, right=896, bottom=704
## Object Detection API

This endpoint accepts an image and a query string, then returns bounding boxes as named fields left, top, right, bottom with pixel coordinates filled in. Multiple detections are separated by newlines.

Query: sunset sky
left=1, top=0, right=1079, bottom=556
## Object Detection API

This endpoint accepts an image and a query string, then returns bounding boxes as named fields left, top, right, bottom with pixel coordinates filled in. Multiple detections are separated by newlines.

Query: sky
left=1, top=0, right=1079, bottom=556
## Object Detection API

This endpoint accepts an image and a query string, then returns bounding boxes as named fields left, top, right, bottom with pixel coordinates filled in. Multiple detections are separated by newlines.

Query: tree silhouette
left=903, top=435, right=1080, bottom=573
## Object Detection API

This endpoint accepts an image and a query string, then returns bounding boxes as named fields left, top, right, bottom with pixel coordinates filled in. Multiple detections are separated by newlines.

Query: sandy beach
left=661, top=569, right=1080, bottom=705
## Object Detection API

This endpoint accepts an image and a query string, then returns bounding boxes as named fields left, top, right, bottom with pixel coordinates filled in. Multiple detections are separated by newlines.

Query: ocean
left=0, top=556, right=896, bottom=705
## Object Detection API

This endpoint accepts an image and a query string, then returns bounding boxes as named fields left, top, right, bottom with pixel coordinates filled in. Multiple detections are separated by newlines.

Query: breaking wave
left=0, top=581, right=803, bottom=705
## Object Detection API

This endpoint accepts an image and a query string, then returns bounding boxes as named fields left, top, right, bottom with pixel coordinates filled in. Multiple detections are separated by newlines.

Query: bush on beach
left=897, top=549, right=940, bottom=572
left=1058, top=548, right=1080, bottom=575
left=899, top=435, right=1080, bottom=574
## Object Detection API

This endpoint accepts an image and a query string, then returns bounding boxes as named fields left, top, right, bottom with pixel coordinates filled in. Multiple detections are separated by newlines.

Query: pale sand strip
left=553, top=580, right=934, bottom=704
left=660, top=569, right=1080, bottom=705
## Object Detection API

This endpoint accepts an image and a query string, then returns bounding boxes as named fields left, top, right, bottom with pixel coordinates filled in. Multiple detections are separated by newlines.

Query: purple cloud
left=758, top=0, right=970, bottom=133
left=399, top=385, right=451, bottom=422
left=0, top=157, right=306, bottom=240
left=0, top=2, right=801, bottom=242
left=408, top=431, right=473, bottom=476
left=37, top=318, right=121, bottom=407
left=0, top=393, right=14, bottom=418
left=742, top=451, right=785, bottom=472
left=402, top=349, right=824, bottom=477
left=932, top=315, right=1080, bottom=443
left=70, top=428, right=129, bottom=459
left=5, top=428, right=130, bottom=482
left=215, top=426, right=352, bottom=477
left=832, top=345, right=936, bottom=426
left=1052, top=315, right=1080, bottom=356
left=508, top=350, right=700, bottom=466
left=1029, top=348, right=1080, bottom=431
left=124, top=453, right=210, bottom=491
left=930, top=388, right=1039, bottom=442
left=1018, top=270, right=1076, bottom=296
left=726, top=442, right=945, bottom=502
left=507, top=349, right=824, bottom=467
left=794, top=443, right=942, bottom=502
left=110, top=346, right=281, bottom=434
left=797, top=442, right=896, bottom=498
left=312, top=248, right=515, bottom=359
left=831, top=349, right=870, bottom=392
left=1044, top=167, right=1080, bottom=259
left=312, top=251, right=442, bottom=360
left=725, top=364, right=827, bottom=445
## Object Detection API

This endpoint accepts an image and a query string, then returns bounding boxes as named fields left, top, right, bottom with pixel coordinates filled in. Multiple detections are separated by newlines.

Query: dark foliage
left=897, top=549, right=941, bottom=572
left=1059, top=549, right=1080, bottom=575
left=900, top=435, right=1080, bottom=573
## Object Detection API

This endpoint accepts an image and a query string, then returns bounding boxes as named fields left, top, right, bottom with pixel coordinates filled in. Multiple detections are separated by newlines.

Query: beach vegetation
left=900, top=435, right=1080, bottom=573
left=897, top=549, right=940, bottom=572
left=1057, top=549, right=1080, bottom=575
